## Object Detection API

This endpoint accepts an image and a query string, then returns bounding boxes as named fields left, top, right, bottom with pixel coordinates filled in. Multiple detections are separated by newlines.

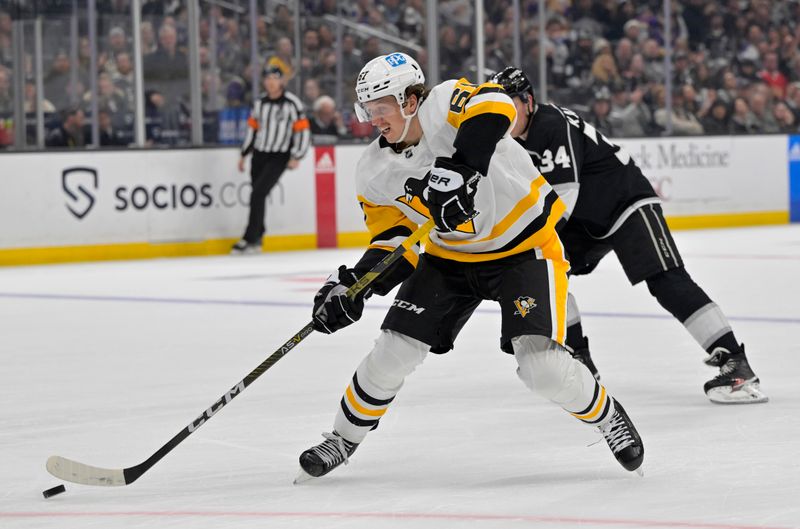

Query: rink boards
left=0, top=134, right=797, bottom=265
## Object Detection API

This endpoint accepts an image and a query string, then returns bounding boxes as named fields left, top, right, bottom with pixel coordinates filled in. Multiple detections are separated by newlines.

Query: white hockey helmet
left=354, top=52, right=425, bottom=124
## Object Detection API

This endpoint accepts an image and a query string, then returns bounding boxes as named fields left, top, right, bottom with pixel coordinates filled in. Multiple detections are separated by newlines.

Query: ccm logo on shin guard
left=392, top=299, right=426, bottom=314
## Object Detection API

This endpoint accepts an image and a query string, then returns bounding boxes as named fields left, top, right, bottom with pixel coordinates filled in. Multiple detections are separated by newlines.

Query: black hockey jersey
left=517, top=103, right=659, bottom=238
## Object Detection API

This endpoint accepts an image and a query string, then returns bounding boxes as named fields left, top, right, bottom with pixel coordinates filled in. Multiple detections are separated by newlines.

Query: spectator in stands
left=731, top=96, right=759, bottom=134
left=113, top=52, right=135, bottom=109
left=46, top=106, right=89, bottom=148
left=362, top=36, right=382, bottom=60
left=271, top=4, right=294, bottom=42
left=98, top=107, right=128, bottom=146
left=140, top=20, right=158, bottom=56
left=621, top=53, right=647, bottom=91
left=749, top=88, right=779, bottom=133
left=760, top=51, right=789, bottom=99
left=0, top=67, right=11, bottom=114
left=639, top=39, right=663, bottom=86
left=398, top=0, right=424, bottom=43
left=144, top=23, right=189, bottom=111
left=310, top=95, right=347, bottom=142
left=218, top=79, right=249, bottom=145
left=45, top=51, right=84, bottom=110
left=622, top=18, right=647, bottom=46
left=614, top=38, right=634, bottom=73
left=654, top=87, right=703, bottom=135
left=219, top=18, right=247, bottom=80
left=610, top=86, right=653, bottom=137
left=773, top=101, right=797, bottom=133
left=590, top=39, right=621, bottom=86
left=671, top=52, right=693, bottom=86
left=439, top=25, right=463, bottom=80
left=144, top=88, right=186, bottom=145
left=566, top=29, right=595, bottom=88
left=254, top=16, right=270, bottom=58
left=787, top=82, right=800, bottom=122
left=102, top=26, right=129, bottom=78
left=340, top=33, right=363, bottom=79
left=716, top=69, right=741, bottom=104
left=545, top=17, right=571, bottom=88
left=0, top=30, right=11, bottom=71
left=303, top=78, right=322, bottom=109
left=737, top=59, right=761, bottom=85
left=586, top=85, right=614, bottom=136
left=700, top=100, right=732, bottom=135
left=269, top=37, right=295, bottom=79
left=85, top=73, right=129, bottom=124
left=24, top=79, right=55, bottom=114
left=704, top=13, right=732, bottom=61
left=314, top=50, right=338, bottom=99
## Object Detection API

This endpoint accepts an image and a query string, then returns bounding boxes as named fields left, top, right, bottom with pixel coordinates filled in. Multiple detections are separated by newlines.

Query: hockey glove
left=426, top=157, right=481, bottom=232
left=312, top=265, right=367, bottom=334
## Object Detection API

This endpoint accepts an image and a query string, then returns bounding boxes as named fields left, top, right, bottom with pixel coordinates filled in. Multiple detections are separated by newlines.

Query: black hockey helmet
left=490, top=66, right=535, bottom=105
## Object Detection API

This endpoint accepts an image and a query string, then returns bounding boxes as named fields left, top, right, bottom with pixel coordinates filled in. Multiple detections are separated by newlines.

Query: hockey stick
left=46, top=219, right=435, bottom=487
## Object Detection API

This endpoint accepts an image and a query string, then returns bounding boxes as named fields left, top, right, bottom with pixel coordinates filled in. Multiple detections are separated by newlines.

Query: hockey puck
left=42, top=484, right=66, bottom=498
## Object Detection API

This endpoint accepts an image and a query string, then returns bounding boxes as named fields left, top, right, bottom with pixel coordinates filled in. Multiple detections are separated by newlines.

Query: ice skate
left=703, top=345, right=768, bottom=404
left=230, top=239, right=261, bottom=255
left=294, top=431, right=359, bottom=483
left=598, top=400, right=644, bottom=475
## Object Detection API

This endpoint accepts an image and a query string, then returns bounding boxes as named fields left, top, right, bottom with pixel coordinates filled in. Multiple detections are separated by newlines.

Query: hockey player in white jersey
left=490, top=66, right=767, bottom=404
left=296, top=52, right=644, bottom=481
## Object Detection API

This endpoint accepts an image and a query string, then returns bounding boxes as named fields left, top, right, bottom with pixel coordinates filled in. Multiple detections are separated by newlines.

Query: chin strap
left=521, top=102, right=537, bottom=139
left=396, top=96, right=424, bottom=144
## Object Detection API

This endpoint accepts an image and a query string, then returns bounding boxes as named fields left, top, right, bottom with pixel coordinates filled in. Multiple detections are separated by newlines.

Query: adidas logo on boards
left=316, top=152, right=335, bottom=173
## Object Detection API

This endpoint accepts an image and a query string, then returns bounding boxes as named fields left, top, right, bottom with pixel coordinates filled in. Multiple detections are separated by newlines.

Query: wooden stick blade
left=46, top=455, right=127, bottom=486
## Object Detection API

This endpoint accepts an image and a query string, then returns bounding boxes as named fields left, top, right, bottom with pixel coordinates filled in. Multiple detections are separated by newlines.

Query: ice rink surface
left=1, top=225, right=799, bottom=529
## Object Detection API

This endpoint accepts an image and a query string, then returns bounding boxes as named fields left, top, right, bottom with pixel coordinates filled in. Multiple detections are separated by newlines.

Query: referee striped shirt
left=241, top=90, right=311, bottom=159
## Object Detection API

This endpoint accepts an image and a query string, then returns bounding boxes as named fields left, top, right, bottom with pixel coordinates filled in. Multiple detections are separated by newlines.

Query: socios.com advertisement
left=0, top=149, right=316, bottom=248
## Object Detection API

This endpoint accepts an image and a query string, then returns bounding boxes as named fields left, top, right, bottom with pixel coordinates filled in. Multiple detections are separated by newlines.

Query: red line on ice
left=0, top=511, right=791, bottom=529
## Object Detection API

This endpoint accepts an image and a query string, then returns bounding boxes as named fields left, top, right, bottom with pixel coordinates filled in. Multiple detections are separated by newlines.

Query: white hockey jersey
left=355, top=78, right=567, bottom=265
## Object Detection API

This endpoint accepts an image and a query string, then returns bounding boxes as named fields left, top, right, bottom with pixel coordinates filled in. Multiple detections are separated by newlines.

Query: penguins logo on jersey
left=513, top=296, right=537, bottom=318
left=395, top=174, right=476, bottom=234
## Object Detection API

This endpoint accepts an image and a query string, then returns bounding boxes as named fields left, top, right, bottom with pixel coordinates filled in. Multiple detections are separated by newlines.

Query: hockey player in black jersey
left=490, top=66, right=767, bottom=405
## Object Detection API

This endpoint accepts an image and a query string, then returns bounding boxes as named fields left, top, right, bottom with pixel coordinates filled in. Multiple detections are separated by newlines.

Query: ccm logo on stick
left=188, top=381, right=246, bottom=432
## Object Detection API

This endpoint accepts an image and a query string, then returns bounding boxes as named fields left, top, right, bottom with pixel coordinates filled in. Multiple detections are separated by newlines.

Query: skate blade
left=634, top=467, right=644, bottom=477
left=293, top=468, right=315, bottom=485
left=706, top=382, right=769, bottom=405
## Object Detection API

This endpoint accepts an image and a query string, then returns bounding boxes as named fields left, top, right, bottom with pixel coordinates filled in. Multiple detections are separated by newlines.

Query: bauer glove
left=426, top=157, right=481, bottom=232
left=312, top=265, right=367, bottom=334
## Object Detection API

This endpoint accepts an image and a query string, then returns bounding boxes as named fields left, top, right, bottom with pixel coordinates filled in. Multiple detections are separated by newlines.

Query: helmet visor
left=354, top=98, right=402, bottom=123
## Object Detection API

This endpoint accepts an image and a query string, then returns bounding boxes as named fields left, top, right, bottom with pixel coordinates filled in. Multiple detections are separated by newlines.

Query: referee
left=232, top=64, right=311, bottom=254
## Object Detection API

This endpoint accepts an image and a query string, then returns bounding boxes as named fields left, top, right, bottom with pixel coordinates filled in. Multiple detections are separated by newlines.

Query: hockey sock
left=565, top=293, right=589, bottom=351
left=333, top=330, right=428, bottom=443
left=645, top=268, right=741, bottom=355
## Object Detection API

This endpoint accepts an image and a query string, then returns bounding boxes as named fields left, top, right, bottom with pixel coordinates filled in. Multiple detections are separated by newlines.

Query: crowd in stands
left=2, top=0, right=800, bottom=150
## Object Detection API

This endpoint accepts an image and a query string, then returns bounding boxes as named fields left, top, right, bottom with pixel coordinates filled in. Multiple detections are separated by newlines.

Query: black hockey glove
left=426, top=157, right=481, bottom=232
left=312, top=265, right=367, bottom=334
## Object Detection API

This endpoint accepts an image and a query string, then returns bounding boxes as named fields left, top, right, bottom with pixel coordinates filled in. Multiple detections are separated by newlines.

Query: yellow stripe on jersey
left=359, top=195, right=420, bottom=266
left=424, top=194, right=567, bottom=263
left=345, top=386, right=388, bottom=417
left=439, top=175, right=548, bottom=246
left=572, top=386, right=608, bottom=421
left=553, top=257, right=570, bottom=344
left=446, top=79, right=517, bottom=129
